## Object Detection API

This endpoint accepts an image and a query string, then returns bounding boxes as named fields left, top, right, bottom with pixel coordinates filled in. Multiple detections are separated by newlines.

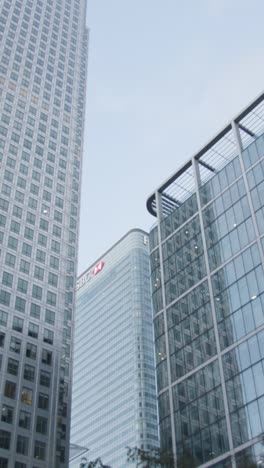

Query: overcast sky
left=78, top=0, right=264, bottom=273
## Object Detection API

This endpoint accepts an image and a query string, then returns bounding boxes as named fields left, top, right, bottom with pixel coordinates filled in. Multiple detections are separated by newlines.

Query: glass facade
left=0, top=1, right=88, bottom=466
left=70, top=230, right=159, bottom=468
left=147, top=98, right=264, bottom=467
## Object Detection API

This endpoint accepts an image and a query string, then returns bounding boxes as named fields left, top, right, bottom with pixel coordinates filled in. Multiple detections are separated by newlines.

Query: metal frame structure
left=147, top=91, right=264, bottom=219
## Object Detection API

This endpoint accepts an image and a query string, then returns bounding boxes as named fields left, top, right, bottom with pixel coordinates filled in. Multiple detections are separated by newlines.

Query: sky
left=78, top=0, right=264, bottom=273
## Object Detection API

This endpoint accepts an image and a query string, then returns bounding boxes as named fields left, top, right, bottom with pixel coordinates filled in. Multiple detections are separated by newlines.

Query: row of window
left=1, top=356, right=51, bottom=387
left=0, top=304, right=54, bottom=326
left=0, top=322, right=53, bottom=344
left=3, top=379, right=49, bottom=409
left=2, top=271, right=58, bottom=290
left=0, top=335, right=52, bottom=363
left=2, top=404, right=48, bottom=434
left=0, top=286, right=57, bottom=307
left=0, top=427, right=46, bottom=459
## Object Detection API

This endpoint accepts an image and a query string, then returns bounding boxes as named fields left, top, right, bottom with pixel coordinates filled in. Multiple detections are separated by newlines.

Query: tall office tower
left=70, top=230, right=159, bottom=468
left=147, top=94, right=264, bottom=467
left=0, top=1, right=88, bottom=467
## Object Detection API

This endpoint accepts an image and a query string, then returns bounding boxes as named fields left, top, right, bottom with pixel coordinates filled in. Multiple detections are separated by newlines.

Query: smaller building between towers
left=70, top=229, right=159, bottom=467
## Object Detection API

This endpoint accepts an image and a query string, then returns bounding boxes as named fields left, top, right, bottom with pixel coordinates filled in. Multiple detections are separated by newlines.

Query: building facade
left=147, top=94, right=264, bottom=467
left=0, top=1, right=88, bottom=466
left=70, top=230, right=159, bottom=468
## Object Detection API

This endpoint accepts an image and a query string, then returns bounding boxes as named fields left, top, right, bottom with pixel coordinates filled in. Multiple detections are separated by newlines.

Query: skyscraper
left=147, top=93, right=264, bottom=467
left=0, top=1, right=88, bottom=466
left=70, top=230, right=159, bottom=468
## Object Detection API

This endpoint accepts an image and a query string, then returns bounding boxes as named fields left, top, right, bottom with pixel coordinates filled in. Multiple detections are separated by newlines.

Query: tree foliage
left=80, top=458, right=111, bottom=468
left=127, top=447, right=176, bottom=467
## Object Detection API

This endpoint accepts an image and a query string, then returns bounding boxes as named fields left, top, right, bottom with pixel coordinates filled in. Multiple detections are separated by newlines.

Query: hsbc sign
left=77, top=261, right=105, bottom=291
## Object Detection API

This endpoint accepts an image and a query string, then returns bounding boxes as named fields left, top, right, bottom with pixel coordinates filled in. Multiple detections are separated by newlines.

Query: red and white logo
left=77, top=261, right=105, bottom=290
left=92, top=261, right=105, bottom=276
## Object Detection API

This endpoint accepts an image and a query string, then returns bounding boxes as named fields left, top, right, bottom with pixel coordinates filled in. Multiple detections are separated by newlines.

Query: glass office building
left=70, top=230, right=159, bottom=468
left=0, top=1, right=88, bottom=466
left=147, top=94, right=264, bottom=467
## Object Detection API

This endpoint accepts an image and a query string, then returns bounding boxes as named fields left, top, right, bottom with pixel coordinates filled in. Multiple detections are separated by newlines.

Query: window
left=50, top=255, right=59, bottom=269
left=43, top=190, right=51, bottom=202
left=44, top=328, right=53, bottom=345
left=22, top=242, right=32, bottom=257
left=10, top=337, right=21, bottom=354
left=24, top=226, right=34, bottom=240
left=12, top=317, right=23, bottom=333
left=1, top=406, right=13, bottom=424
left=26, top=343, right=37, bottom=360
left=32, top=170, right=40, bottom=182
left=1, top=184, right=11, bottom=197
left=46, top=164, right=54, bottom=175
left=15, top=462, right=26, bottom=468
left=19, top=163, right=28, bottom=175
left=26, top=212, right=36, bottom=225
left=36, top=416, right=48, bottom=435
left=38, top=234, right=47, bottom=247
left=0, top=332, right=5, bottom=348
left=2, top=272, right=13, bottom=288
left=4, top=170, right=13, bottom=183
left=14, top=296, right=25, bottom=315
left=17, top=176, right=26, bottom=189
left=28, top=323, right=39, bottom=339
left=13, top=205, right=22, bottom=218
left=53, top=225, right=61, bottom=238
left=47, top=291, right=56, bottom=306
left=0, top=198, right=8, bottom=212
left=34, top=157, right=42, bottom=169
left=0, top=430, right=10, bottom=450
left=7, top=358, right=19, bottom=376
left=45, top=309, right=55, bottom=325
left=0, top=290, right=10, bottom=306
left=15, top=191, right=24, bottom=203
left=44, top=177, right=53, bottom=188
left=34, top=266, right=44, bottom=281
left=30, top=303, right=40, bottom=319
left=16, top=435, right=29, bottom=455
left=0, top=215, right=6, bottom=228
left=23, top=139, right=32, bottom=150
left=6, top=157, right=16, bottom=169
left=8, top=235, right=18, bottom=250
left=39, top=217, right=49, bottom=231
left=17, top=278, right=28, bottom=294
left=34, top=440, right=46, bottom=461
left=42, top=349, right=52, bottom=366
left=28, top=197, right=37, bottom=210
left=10, top=220, right=20, bottom=234
left=21, top=388, right=33, bottom=405
left=55, top=197, right=64, bottom=209
left=47, top=152, right=55, bottom=163
left=4, top=381, right=16, bottom=399
left=32, top=285, right=42, bottom=300
left=30, top=183, right=39, bottom=196
left=24, top=364, right=35, bottom=382
left=20, top=259, right=30, bottom=274
left=48, top=272, right=58, bottom=288
left=40, top=370, right=50, bottom=388
left=0, top=311, right=7, bottom=327
left=21, top=151, right=30, bottom=162
left=38, top=393, right=49, bottom=410
left=36, top=249, right=46, bottom=263
left=19, top=411, right=31, bottom=429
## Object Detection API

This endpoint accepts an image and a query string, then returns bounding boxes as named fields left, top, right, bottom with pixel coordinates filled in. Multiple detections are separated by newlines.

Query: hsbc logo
left=91, top=261, right=104, bottom=276
left=77, top=261, right=105, bottom=291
